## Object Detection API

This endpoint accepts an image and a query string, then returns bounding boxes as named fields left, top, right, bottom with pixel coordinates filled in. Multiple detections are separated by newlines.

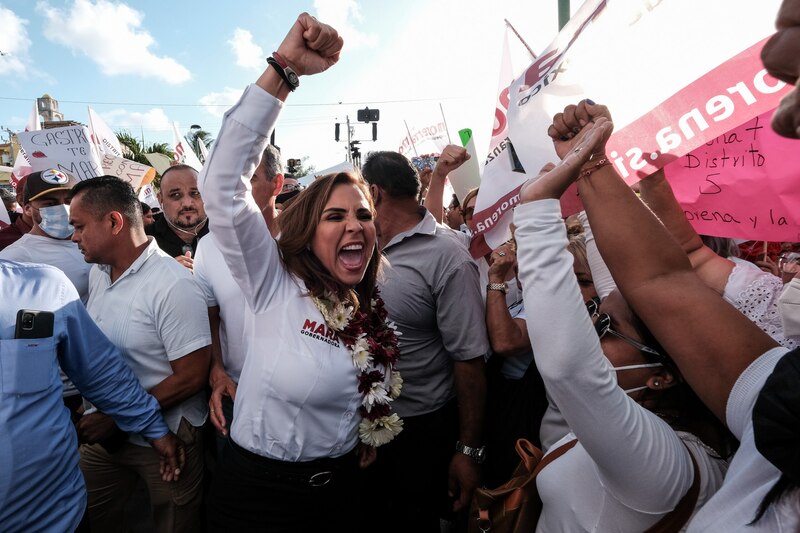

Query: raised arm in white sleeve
left=515, top=199, right=693, bottom=513
left=197, top=85, right=287, bottom=313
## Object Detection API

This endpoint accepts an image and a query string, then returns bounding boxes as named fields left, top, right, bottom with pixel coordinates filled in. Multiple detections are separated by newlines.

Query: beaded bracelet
left=580, top=158, right=611, bottom=178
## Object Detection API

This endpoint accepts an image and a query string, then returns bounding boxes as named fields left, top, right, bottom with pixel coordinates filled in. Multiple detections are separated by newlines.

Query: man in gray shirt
left=362, top=151, right=489, bottom=532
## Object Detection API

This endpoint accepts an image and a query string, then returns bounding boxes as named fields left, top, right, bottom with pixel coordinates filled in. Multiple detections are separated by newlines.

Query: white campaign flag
left=138, top=183, right=160, bottom=209
left=25, top=101, right=41, bottom=132
left=397, top=110, right=451, bottom=158
left=172, top=123, right=203, bottom=171
left=10, top=152, right=32, bottom=189
left=88, top=107, right=123, bottom=158
left=473, top=0, right=788, bottom=251
left=469, top=27, right=520, bottom=255
left=197, top=136, right=209, bottom=162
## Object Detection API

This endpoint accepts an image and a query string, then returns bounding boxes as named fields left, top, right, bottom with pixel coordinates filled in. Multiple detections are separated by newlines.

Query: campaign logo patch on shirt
left=300, top=318, right=340, bottom=347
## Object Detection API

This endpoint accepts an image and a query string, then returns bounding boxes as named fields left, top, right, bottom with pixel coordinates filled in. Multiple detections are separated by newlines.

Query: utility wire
left=0, top=95, right=469, bottom=108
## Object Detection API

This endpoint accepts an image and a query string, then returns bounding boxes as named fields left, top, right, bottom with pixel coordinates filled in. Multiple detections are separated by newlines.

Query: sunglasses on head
left=594, top=313, right=663, bottom=358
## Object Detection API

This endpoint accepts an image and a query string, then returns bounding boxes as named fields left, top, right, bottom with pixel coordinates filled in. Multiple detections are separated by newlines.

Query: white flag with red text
left=88, top=107, right=123, bottom=158
left=473, top=0, right=788, bottom=251
left=172, top=122, right=203, bottom=171
left=468, top=27, right=518, bottom=256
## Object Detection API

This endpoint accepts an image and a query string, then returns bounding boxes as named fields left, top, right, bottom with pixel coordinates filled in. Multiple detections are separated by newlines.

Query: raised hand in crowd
left=424, top=144, right=471, bottom=223
left=519, top=115, right=613, bottom=203
left=256, top=12, right=343, bottom=102
left=537, top=98, right=797, bottom=529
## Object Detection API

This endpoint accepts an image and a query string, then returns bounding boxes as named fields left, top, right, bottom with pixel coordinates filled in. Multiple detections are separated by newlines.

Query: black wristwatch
left=267, top=52, right=300, bottom=91
left=456, top=441, right=486, bottom=464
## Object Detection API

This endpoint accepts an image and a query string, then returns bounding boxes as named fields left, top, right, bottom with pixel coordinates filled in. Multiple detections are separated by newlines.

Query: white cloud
left=314, top=0, right=377, bottom=50
left=228, top=28, right=264, bottom=70
left=0, top=7, right=32, bottom=77
left=101, top=108, right=172, bottom=132
left=199, top=87, right=243, bottom=118
left=36, top=0, right=191, bottom=84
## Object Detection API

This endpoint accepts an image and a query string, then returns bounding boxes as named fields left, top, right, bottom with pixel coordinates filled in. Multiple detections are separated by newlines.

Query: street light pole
left=558, top=0, right=570, bottom=29
left=346, top=115, right=352, bottom=163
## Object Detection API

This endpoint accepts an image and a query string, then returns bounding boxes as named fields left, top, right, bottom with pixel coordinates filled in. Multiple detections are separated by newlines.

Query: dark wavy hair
left=620, top=297, right=737, bottom=458
left=277, top=172, right=382, bottom=312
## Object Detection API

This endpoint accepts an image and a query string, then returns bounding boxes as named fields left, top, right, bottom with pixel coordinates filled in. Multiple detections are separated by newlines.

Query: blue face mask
left=38, top=204, right=74, bottom=239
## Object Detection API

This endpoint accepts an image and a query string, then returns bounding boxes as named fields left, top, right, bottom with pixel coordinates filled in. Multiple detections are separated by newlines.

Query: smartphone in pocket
left=15, top=309, right=55, bottom=339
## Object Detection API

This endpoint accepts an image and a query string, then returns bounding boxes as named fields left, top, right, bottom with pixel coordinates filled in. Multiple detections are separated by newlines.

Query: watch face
left=287, top=71, right=299, bottom=87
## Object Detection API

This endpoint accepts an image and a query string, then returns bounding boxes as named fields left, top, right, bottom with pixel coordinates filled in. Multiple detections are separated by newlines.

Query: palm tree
left=185, top=126, right=214, bottom=162
left=116, top=131, right=174, bottom=189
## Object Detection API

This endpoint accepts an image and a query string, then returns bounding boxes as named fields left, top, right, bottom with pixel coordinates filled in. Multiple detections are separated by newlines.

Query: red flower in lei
left=313, top=288, right=404, bottom=447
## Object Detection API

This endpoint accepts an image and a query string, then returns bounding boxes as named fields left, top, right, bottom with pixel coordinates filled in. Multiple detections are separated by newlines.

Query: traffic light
left=357, top=107, right=380, bottom=123
left=335, top=123, right=340, bottom=142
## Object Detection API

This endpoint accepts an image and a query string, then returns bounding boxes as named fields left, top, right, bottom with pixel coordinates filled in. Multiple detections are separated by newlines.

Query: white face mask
left=613, top=362, right=662, bottom=394
left=38, top=204, right=74, bottom=239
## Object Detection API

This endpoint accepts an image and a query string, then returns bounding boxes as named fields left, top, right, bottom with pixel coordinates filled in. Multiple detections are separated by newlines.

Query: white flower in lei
left=389, top=369, right=403, bottom=400
left=310, top=292, right=353, bottom=332
left=310, top=290, right=403, bottom=447
left=359, top=413, right=404, bottom=447
left=351, top=334, right=372, bottom=371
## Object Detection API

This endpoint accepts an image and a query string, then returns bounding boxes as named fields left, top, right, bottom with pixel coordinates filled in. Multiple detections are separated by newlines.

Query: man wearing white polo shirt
left=195, top=144, right=283, bottom=447
left=68, top=175, right=211, bottom=533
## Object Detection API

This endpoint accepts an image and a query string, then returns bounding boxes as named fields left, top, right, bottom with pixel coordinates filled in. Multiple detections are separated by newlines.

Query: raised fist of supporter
left=433, top=145, right=471, bottom=178
left=520, top=115, right=614, bottom=204
left=275, top=12, right=343, bottom=77
left=488, top=243, right=516, bottom=283
left=549, top=99, right=612, bottom=161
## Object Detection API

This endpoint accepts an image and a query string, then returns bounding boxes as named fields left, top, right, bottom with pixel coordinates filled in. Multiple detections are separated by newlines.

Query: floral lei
left=311, top=289, right=404, bottom=447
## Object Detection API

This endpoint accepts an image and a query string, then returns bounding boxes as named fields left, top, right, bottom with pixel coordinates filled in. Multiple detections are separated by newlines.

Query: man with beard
left=146, top=164, right=209, bottom=270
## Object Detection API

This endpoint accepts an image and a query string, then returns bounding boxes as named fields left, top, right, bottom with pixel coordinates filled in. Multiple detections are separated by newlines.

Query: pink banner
left=665, top=109, right=800, bottom=242
left=609, top=38, right=791, bottom=182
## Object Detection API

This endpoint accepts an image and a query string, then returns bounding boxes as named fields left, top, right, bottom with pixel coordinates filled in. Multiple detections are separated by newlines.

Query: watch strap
left=456, top=441, right=486, bottom=463
left=486, top=282, right=508, bottom=294
left=267, top=53, right=299, bottom=91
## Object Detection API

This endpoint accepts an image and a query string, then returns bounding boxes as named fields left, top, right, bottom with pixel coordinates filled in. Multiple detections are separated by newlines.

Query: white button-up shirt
left=198, top=84, right=361, bottom=461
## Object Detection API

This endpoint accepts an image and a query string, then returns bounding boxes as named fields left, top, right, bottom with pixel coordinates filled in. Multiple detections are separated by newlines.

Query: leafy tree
left=185, top=127, right=214, bottom=162
left=116, top=131, right=174, bottom=189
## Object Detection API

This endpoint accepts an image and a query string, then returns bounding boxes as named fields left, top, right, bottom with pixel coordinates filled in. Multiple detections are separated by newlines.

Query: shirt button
left=344, top=412, right=353, bottom=419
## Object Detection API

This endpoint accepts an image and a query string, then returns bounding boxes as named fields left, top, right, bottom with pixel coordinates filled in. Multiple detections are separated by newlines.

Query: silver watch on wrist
left=456, top=441, right=486, bottom=463
left=486, top=282, right=508, bottom=294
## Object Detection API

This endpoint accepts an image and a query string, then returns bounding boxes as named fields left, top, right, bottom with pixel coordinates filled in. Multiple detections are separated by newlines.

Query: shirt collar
left=384, top=207, right=437, bottom=250
left=99, top=237, right=160, bottom=285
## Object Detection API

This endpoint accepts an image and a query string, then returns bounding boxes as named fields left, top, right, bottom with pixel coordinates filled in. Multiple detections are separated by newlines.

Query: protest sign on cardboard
left=666, top=109, right=800, bottom=242
left=17, top=125, right=102, bottom=181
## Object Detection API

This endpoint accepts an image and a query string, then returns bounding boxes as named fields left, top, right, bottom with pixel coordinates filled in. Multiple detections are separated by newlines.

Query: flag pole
left=439, top=103, right=453, bottom=144
left=504, top=19, right=537, bottom=59
left=403, top=120, right=420, bottom=157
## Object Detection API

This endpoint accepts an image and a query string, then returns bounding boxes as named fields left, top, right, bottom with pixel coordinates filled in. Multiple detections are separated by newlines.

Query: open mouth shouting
left=339, top=242, right=366, bottom=272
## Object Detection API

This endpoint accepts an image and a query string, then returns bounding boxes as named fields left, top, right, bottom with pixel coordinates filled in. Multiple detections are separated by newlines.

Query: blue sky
left=0, top=0, right=568, bottom=171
